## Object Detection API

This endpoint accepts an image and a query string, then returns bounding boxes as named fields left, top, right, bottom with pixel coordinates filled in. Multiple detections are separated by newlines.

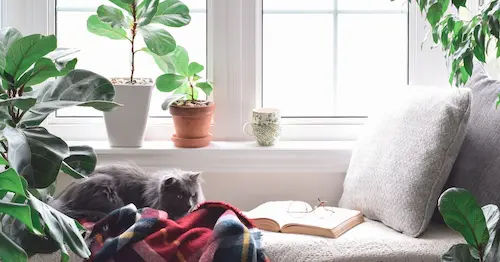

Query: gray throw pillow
left=443, top=64, right=500, bottom=208
left=339, top=86, right=471, bottom=237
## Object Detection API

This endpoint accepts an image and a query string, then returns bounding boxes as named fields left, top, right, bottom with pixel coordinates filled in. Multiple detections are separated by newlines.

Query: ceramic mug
left=243, top=108, right=281, bottom=146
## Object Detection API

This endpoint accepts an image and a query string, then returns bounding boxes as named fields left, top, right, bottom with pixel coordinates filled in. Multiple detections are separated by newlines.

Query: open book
left=245, top=201, right=363, bottom=238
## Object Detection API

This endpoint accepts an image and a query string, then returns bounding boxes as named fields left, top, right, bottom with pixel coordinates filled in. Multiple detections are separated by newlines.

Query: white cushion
left=261, top=220, right=463, bottom=262
left=339, top=86, right=471, bottom=237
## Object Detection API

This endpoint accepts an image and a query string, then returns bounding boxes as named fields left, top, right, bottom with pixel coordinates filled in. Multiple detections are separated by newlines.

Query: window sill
left=73, top=141, right=354, bottom=173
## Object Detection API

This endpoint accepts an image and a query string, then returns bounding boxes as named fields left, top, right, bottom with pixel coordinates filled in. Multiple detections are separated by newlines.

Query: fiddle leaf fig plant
left=439, top=188, right=500, bottom=262
left=87, top=0, right=191, bottom=82
left=153, top=46, right=213, bottom=109
left=0, top=27, right=119, bottom=262
left=404, top=0, right=500, bottom=88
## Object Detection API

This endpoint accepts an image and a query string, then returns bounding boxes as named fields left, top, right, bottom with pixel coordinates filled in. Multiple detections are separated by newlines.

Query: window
left=262, top=0, right=408, bottom=117
left=56, top=0, right=207, bottom=117
left=2, top=0, right=439, bottom=141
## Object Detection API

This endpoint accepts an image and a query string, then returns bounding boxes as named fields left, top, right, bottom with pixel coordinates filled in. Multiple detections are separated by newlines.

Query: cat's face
left=158, top=171, right=204, bottom=220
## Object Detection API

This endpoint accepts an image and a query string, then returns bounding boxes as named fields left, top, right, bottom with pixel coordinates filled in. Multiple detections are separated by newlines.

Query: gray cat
left=50, top=164, right=205, bottom=221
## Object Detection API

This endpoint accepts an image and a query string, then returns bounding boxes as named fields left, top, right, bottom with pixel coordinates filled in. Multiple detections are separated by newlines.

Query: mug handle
left=243, top=122, right=254, bottom=136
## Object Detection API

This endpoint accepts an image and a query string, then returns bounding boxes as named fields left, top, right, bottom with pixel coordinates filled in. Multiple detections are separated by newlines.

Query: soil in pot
left=169, top=101, right=215, bottom=148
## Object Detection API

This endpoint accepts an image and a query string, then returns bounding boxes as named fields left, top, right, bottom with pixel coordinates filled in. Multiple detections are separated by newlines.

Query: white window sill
left=73, top=141, right=354, bottom=174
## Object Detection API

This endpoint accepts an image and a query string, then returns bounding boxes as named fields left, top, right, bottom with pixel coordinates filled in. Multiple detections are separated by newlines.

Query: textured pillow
left=443, top=64, right=500, bottom=208
left=339, top=86, right=471, bottom=237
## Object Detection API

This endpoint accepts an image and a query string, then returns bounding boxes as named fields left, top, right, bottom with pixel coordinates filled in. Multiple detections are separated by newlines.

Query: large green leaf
left=0, top=97, right=37, bottom=111
left=427, top=3, right=444, bottom=27
left=21, top=69, right=120, bottom=126
left=151, top=0, right=190, bottom=27
left=452, top=0, right=467, bottom=8
left=87, top=15, right=128, bottom=40
left=161, top=94, right=185, bottom=110
left=61, top=146, right=96, bottom=179
left=29, top=194, right=90, bottom=261
left=156, top=73, right=186, bottom=92
left=139, top=25, right=176, bottom=56
left=97, top=5, right=127, bottom=28
left=5, top=34, right=57, bottom=80
left=137, top=0, right=159, bottom=26
left=109, top=0, right=133, bottom=14
left=483, top=205, right=500, bottom=257
left=3, top=126, right=70, bottom=189
left=0, top=27, right=22, bottom=72
left=0, top=230, right=27, bottom=262
left=20, top=57, right=77, bottom=87
left=142, top=47, right=176, bottom=73
left=0, top=200, right=39, bottom=235
left=439, top=188, right=490, bottom=253
left=442, top=244, right=479, bottom=262
left=0, top=168, right=27, bottom=198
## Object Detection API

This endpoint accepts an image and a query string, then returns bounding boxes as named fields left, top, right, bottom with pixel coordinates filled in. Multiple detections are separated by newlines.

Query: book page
left=245, top=201, right=313, bottom=228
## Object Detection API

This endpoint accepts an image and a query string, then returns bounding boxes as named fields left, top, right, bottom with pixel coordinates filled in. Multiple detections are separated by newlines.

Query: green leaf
left=161, top=94, right=185, bottom=110
left=483, top=205, right=500, bottom=257
left=5, top=34, right=57, bottom=80
left=97, top=5, right=126, bottom=28
left=0, top=230, right=28, bottom=262
left=151, top=0, right=191, bottom=27
left=0, top=27, right=22, bottom=72
left=29, top=194, right=90, bottom=261
left=137, top=0, right=159, bottom=26
left=419, top=0, right=428, bottom=11
left=109, top=0, right=133, bottom=13
left=427, top=3, right=444, bottom=27
left=171, top=45, right=189, bottom=76
left=442, top=244, right=479, bottom=262
left=464, top=52, right=474, bottom=76
left=20, top=57, right=76, bottom=87
left=3, top=126, right=69, bottom=189
left=61, top=146, right=97, bottom=179
left=0, top=97, right=37, bottom=111
left=139, top=25, right=176, bottom=56
left=0, top=168, right=27, bottom=198
left=142, top=47, right=176, bottom=73
left=188, top=62, right=204, bottom=77
left=156, top=73, right=186, bottom=92
left=196, top=81, right=213, bottom=97
left=0, top=155, right=8, bottom=165
left=0, top=200, right=39, bottom=235
left=474, top=45, right=486, bottom=62
left=439, top=188, right=490, bottom=253
left=440, top=0, right=450, bottom=13
left=87, top=15, right=128, bottom=40
left=452, top=0, right=467, bottom=8
left=21, top=69, right=120, bottom=126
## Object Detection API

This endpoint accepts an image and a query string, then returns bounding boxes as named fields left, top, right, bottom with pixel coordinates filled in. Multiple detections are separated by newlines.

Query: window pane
left=263, top=0, right=408, bottom=117
left=56, top=1, right=206, bottom=117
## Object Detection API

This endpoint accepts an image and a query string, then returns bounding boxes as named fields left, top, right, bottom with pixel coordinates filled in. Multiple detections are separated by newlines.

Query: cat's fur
left=50, top=164, right=205, bottom=221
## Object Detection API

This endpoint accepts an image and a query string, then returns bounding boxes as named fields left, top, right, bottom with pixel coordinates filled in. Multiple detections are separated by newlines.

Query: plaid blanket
left=83, top=202, right=270, bottom=262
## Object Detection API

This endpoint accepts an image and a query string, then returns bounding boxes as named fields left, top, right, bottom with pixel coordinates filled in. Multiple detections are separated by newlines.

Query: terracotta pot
left=169, top=102, right=215, bottom=148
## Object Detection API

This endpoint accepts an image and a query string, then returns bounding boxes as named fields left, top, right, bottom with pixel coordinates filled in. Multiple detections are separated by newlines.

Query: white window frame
left=1, top=0, right=450, bottom=142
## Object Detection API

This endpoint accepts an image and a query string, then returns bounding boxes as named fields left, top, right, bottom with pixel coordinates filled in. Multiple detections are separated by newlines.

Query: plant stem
left=130, top=4, right=138, bottom=83
left=189, top=80, right=194, bottom=102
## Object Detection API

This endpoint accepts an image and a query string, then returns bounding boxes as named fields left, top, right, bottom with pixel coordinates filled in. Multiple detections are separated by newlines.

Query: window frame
left=1, top=0, right=448, bottom=142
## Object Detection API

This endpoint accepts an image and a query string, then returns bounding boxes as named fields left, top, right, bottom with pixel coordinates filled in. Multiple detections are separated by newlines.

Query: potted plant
left=0, top=27, right=118, bottom=261
left=87, top=0, right=190, bottom=147
left=154, top=46, right=214, bottom=148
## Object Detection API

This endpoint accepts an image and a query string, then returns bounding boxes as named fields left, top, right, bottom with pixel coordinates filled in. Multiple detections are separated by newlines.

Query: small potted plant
left=154, top=46, right=214, bottom=148
left=87, top=0, right=190, bottom=147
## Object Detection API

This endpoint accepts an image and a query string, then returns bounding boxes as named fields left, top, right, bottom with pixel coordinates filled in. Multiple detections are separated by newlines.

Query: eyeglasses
left=286, top=198, right=336, bottom=219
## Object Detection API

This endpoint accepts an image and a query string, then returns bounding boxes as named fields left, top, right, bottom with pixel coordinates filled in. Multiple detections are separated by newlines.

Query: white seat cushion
left=261, top=219, right=463, bottom=262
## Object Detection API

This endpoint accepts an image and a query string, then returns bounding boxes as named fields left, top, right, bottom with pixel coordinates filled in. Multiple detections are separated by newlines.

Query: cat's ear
left=162, top=177, right=176, bottom=188
left=188, top=172, right=201, bottom=181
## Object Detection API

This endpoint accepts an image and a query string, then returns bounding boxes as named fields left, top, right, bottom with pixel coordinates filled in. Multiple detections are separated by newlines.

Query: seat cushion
left=261, top=220, right=463, bottom=262
left=339, top=86, right=471, bottom=237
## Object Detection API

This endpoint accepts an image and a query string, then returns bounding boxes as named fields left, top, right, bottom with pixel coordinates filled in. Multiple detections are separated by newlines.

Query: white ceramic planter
left=104, top=82, right=153, bottom=147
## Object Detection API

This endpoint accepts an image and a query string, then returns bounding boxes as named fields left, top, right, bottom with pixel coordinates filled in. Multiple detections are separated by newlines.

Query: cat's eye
left=176, top=195, right=183, bottom=199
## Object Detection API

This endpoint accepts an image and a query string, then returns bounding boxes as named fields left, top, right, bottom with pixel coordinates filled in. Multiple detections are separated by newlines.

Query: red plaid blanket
left=82, top=202, right=270, bottom=262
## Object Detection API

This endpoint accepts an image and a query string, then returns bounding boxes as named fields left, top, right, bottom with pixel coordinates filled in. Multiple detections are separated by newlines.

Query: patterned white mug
left=243, top=108, right=281, bottom=146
